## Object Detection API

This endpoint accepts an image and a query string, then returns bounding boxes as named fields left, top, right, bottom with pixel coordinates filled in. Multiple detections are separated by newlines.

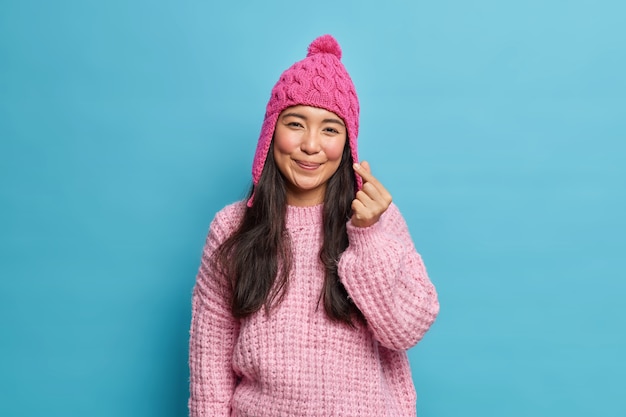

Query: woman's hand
left=351, top=161, right=392, bottom=228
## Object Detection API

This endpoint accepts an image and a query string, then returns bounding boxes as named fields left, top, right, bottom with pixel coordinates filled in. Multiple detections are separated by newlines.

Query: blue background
left=1, top=1, right=625, bottom=416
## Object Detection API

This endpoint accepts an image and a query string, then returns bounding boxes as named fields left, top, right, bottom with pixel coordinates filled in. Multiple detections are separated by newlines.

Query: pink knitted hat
left=249, top=34, right=361, bottom=205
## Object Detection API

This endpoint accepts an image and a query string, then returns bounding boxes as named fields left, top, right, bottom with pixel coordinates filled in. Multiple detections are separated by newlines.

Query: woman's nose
left=300, top=131, right=322, bottom=154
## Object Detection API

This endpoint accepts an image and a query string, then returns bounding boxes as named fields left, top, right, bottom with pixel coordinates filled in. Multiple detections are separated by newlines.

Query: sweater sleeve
left=189, top=205, right=242, bottom=417
left=338, top=203, right=439, bottom=351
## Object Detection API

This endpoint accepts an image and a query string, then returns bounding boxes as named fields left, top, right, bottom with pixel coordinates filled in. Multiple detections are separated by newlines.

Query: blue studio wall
left=1, top=1, right=625, bottom=416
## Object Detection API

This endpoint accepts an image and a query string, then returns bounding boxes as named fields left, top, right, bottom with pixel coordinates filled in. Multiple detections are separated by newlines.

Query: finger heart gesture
left=351, top=161, right=392, bottom=228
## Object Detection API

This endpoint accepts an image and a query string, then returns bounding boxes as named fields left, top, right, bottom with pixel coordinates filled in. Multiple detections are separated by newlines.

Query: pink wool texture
left=250, top=34, right=361, bottom=206
left=189, top=202, right=439, bottom=416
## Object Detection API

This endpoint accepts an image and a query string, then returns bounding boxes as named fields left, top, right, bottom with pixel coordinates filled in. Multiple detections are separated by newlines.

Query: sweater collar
left=285, top=203, right=324, bottom=227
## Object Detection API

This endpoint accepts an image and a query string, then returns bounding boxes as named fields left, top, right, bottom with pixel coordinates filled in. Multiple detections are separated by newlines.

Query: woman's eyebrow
left=281, top=112, right=306, bottom=120
left=322, top=118, right=345, bottom=126
left=281, top=113, right=345, bottom=126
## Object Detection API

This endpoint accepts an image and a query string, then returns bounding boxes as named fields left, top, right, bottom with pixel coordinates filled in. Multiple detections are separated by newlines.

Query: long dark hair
left=213, top=141, right=365, bottom=326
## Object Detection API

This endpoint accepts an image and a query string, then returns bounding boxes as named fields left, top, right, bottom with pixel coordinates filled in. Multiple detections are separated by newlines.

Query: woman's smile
left=294, top=160, right=323, bottom=170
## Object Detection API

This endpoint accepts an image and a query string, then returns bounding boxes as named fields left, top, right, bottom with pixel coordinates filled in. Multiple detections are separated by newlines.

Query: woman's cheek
left=324, top=139, right=346, bottom=161
left=274, top=127, right=304, bottom=154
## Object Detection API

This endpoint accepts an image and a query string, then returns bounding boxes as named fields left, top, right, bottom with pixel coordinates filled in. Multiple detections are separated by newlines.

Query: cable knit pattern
left=189, top=202, right=439, bottom=417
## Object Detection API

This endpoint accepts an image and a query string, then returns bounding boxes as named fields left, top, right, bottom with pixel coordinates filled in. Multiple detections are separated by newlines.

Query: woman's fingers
left=353, top=162, right=392, bottom=204
left=351, top=161, right=392, bottom=228
left=353, top=161, right=378, bottom=188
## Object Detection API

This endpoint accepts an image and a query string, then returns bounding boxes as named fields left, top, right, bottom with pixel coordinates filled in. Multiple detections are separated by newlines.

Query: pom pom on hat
left=249, top=34, right=361, bottom=206
left=307, top=34, right=342, bottom=59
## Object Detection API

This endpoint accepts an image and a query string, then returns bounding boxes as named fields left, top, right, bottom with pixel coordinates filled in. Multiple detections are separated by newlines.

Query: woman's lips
left=295, top=160, right=322, bottom=170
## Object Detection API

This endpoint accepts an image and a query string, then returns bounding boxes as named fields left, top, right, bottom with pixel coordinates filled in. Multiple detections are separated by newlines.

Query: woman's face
left=273, top=105, right=347, bottom=206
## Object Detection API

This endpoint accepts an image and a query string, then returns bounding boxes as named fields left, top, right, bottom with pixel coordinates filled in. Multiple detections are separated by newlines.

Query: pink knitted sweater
left=189, top=201, right=439, bottom=417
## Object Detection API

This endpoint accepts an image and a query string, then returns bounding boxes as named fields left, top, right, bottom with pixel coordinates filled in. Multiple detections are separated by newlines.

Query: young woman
left=189, top=34, right=439, bottom=417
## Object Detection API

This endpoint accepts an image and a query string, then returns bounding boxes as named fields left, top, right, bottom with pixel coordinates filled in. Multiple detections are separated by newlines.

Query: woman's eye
left=287, top=121, right=303, bottom=127
left=324, top=127, right=339, bottom=134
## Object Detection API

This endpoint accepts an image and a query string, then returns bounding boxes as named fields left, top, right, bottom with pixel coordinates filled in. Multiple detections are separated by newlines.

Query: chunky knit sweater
left=189, top=201, right=439, bottom=417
